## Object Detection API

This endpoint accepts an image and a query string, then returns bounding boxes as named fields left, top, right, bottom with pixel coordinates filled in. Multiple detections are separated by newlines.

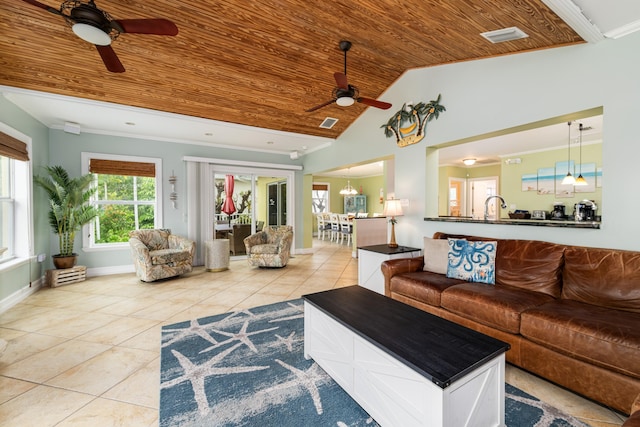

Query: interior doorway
left=448, top=177, right=466, bottom=216
left=468, top=177, right=499, bottom=219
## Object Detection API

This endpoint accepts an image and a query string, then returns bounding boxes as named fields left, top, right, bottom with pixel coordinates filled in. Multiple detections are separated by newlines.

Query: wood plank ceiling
left=0, top=0, right=583, bottom=139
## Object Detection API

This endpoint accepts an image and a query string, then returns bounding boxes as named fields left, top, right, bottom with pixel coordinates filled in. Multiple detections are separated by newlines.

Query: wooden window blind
left=89, top=159, right=156, bottom=177
left=0, top=131, right=29, bottom=161
left=312, top=184, right=328, bottom=191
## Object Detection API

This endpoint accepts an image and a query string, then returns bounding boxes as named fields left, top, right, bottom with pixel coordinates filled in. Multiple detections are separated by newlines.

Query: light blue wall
left=0, top=96, right=50, bottom=300
left=304, top=32, right=640, bottom=251
left=47, top=130, right=303, bottom=269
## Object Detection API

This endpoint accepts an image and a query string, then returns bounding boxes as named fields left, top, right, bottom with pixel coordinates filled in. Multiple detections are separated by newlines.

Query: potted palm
left=34, top=166, right=98, bottom=269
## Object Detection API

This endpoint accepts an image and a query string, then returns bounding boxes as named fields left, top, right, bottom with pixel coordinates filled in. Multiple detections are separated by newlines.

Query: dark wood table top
left=303, top=286, right=510, bottom=388
left=357, top=244, right=421, bottom=255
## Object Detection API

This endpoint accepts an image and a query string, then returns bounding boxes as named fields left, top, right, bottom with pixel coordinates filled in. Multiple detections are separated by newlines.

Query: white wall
left=304, top=32, right=640, bottom=251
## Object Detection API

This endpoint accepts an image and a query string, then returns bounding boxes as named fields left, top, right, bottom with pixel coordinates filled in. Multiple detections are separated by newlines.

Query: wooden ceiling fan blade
left=357, top=97, right=392, bottom=110
left=21, top=0, right=62, bottom=15
left=114, top=19, right=178, bottom=36
left=305, top=99, right=336, bottom=113
left=334, top=72, right=348, bottom=90
left=96, top=45, right=125, bottom=73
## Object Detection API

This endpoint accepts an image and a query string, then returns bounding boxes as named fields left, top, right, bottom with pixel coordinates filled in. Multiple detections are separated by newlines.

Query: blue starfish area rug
left=160, top=299, right=590, bottom=427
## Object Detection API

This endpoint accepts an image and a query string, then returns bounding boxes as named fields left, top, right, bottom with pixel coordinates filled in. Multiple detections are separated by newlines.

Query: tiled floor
left=0, top=240, right=629, bottom=426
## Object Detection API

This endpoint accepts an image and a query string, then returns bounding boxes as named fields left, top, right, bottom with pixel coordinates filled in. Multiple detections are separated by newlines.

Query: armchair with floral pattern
left=243, top=225, right=293, bottom=268
left=129, top=229, right=195, bottom=282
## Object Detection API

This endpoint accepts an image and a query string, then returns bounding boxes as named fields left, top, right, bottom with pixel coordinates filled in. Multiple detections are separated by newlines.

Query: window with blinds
left=312, top=182, right=330, bottom=213
left=85, top=155, right=161, bottom=247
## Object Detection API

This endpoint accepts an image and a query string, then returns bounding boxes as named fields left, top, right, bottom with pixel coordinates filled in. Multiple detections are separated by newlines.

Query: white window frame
left=81, top=152, right=163, bottom=251
left=312, top=182, right=330, bottom=214
left=0, top=122, right=33, bottom=268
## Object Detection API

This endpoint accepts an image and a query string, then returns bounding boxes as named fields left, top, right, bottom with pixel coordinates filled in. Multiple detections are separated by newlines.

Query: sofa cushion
left=446, top=239, right=497, bottom=284
left=521, top=299, right=640, bottom=379
left=441, top=283, right=555, bottom=334
left=390, top=271, right=465, bottom=307
left=562, top=246, right=640, bottom=313
left=423, top=237, right=449, bottom=274
left=150, top=248, right=192, bottom=265
left=494, top=239, right=565, bottom=298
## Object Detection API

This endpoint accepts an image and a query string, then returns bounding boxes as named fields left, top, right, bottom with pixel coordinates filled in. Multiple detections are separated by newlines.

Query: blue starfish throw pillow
left=446, top=238, right=497, bottom=284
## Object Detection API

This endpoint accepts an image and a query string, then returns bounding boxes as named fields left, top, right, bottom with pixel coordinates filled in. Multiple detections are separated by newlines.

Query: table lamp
left=383, top=199, right=403, bottom=248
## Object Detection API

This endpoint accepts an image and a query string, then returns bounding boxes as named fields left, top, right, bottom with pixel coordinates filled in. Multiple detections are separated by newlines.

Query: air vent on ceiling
left=481, top=27, right=529, bottom=43
left=319, top=117, right=338, bottom=129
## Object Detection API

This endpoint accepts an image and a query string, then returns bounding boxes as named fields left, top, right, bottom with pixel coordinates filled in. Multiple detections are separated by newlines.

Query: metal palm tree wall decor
left=381, top=94, right=446, bottom=147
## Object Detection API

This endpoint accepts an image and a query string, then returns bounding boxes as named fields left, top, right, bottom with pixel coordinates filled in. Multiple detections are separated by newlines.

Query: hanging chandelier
left=339, top=180, right=358, bottom=195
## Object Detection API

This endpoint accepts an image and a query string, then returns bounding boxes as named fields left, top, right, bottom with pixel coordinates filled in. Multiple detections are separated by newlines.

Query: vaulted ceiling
left=1, top=0, right=583, bottom=142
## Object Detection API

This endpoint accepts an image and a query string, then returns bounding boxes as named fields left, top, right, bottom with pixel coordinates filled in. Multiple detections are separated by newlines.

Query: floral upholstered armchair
left=129, top=229, right=196, bottom=282
left=243, top=225, right=293, bottom=268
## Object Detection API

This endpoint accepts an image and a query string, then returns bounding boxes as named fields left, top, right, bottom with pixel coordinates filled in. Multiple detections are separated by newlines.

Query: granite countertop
left=425, top=216, right=600, bottom=229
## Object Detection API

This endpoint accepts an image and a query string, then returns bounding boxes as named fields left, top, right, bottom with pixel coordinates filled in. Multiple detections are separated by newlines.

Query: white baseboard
left=0, top=277, right=44, bottom=314
left=86, top=264, right=135, bottom=277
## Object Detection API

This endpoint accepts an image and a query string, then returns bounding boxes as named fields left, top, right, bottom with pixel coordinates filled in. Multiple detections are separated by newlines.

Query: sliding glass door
left=209, top=165, right=294, bottom=252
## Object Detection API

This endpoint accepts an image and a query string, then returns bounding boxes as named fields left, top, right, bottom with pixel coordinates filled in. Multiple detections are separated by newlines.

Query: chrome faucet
left=484, top=195, right=507, bottom=220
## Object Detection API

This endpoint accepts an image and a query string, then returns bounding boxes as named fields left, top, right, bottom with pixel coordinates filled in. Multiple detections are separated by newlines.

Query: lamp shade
left=383, top=199, right=403, bottom=217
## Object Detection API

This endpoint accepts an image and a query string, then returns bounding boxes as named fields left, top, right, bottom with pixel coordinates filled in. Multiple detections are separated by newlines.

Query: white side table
left=205, top=239, right=230, bottom=272
left=358, top=244, right=421, bottom=295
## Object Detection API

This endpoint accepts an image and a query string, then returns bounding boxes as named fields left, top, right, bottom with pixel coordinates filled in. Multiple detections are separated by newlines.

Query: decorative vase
left=52, top=254, right=77, bottom=269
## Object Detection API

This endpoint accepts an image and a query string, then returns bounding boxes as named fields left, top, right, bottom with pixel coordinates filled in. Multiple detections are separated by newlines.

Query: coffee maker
left=550, top=202, right=566, bottom=220
left=574, top=200, right=598, bottom=221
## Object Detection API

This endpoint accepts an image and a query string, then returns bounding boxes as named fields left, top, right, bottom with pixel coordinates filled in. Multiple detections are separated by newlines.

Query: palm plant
left=33, top=166, right=98, bottom=258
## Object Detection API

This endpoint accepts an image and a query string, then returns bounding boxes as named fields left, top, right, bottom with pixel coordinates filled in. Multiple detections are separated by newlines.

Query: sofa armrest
left=381, top=256, right=425, bottom=297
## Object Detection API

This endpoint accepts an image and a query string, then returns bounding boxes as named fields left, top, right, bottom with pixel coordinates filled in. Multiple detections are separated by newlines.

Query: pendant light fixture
left=561, top=121, right=576, bottom=185
left=339, top=169, right=358, bottom=195
left=574, top=122, right=588, bottom=186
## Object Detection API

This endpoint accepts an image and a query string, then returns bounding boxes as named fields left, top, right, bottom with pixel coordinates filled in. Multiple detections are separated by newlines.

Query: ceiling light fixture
left=463, top=158, right=476, bottom=166
left=561, top=121, right=576, bottom=185
left=574, top=122, right=588, bottom=186
left=336, top=96, right=355, bottom=107
left=72, top=23, right=112, bottom=45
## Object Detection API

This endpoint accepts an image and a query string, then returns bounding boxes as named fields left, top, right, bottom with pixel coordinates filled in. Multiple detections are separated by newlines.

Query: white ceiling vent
left=481, top=27, right=529, bottom=43
left=319, top=117, right=338, bottom=129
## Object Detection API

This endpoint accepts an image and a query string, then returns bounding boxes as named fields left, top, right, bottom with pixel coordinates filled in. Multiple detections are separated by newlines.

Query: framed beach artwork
left=521, top=173, right=537, bottom=192
left=596, top=167, right=603, bottom=188
left=555, top=161, right=575, bottom=198
left=575, top=163, right=597, bottom=193
left=537, top=167, right=554, bottom=195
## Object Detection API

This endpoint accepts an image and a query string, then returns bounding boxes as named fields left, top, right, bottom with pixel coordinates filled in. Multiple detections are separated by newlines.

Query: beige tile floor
left=0, top=240, right=629, bottom=427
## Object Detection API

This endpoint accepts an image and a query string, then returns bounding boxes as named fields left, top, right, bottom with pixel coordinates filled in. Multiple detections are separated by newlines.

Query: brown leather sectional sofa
left=381, top=232, right=640, bottom=417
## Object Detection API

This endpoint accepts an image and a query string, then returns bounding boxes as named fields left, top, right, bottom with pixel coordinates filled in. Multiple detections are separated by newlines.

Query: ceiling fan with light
left=22, top=0, right=179, bottom=73
left=306, top=41, right=392, bottom=113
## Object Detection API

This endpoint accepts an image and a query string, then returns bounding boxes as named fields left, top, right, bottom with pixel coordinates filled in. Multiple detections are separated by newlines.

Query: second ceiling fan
left=306, top=41, right=392, bottom=113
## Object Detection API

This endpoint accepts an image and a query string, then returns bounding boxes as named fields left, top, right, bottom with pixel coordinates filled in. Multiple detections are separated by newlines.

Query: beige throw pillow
left=423, top=237, right=449, bottom=274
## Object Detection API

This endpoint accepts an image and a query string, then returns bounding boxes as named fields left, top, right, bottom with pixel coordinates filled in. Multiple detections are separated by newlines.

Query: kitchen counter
left=425, top=216, right=600, bottom=229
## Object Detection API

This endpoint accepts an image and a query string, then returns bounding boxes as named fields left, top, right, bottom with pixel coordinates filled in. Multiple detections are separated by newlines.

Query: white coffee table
left=304, top=286, right=510, bottom=427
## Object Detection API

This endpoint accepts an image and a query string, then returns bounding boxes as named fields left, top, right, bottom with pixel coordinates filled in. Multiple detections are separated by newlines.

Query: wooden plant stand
left=46, top=266, right=87, bottom=288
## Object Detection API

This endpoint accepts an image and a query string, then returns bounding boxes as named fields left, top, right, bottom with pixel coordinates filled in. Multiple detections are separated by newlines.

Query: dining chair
left=329, top=213, right=340, bottom=242
left=338, top=213, right=353, bottom=246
